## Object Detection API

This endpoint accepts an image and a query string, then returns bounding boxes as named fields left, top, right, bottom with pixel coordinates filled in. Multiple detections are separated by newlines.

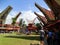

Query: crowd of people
left=39, top=28, right=60, bottom=45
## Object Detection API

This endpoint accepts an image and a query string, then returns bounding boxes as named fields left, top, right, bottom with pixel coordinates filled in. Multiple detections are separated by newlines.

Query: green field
left=0, top=33, right=40, bottom=45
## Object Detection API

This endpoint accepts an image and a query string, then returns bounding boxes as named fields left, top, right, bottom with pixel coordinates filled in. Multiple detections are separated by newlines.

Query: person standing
left=39, top=29, right=45, bottom=45
left=47, top=30, right=53, bottom=45
left=44, top=29, right=48, bottom=45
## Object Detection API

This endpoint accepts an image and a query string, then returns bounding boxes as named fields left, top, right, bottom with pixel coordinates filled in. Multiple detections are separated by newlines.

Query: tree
left=35, top=23, right=41, bottom=30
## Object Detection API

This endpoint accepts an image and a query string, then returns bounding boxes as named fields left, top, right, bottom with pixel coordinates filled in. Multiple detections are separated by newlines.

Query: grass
left=0, top=33, right=40, bottom=45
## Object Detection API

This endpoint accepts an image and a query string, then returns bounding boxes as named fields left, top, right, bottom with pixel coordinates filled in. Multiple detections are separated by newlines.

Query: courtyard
left=0, top=33, right=40, bottom=45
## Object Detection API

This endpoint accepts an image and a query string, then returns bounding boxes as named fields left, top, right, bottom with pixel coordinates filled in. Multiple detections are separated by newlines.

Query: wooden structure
left=27, top=18, right=37, bottom=31
left=34, top=12, right=47, bottom=25
left=44, top=0, right=60, bottom=20
left=34, top=0, right=60, bottom=32
left=0, top=6, right=20, bottom=33
left=0, top=24, right=20, bottom=33
left=27, top=23, right=37, bottom=31
left=12, top=12, right=21, bottom=25
left=44, top=0, right=60, bottom=31
left=0, top=6, right=12, bottom=24
left=34, top=1, right=60, bottom=43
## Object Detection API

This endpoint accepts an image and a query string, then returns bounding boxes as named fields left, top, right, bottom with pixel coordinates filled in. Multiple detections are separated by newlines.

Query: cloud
left=17, top=10, right=37, bottom=24
left=36, top=12, right=44, bottom=16
left=47, top=8, right=51, bottom=10
left=17, top=10, right=44, bottom=24
left=5, top=10, right=44, bottom=24
left=5, top=11, right=19, bottom=24
left=21, top=10, right=36, bottom=20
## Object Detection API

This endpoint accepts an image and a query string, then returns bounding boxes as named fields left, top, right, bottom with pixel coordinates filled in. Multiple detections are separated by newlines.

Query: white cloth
left=40, top=30, right=45, bottom=37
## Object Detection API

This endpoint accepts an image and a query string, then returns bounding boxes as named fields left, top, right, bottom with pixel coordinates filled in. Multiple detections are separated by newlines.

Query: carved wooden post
left=34, top=12, right=47, bottom=25
left=35, top=3, right=55, bottom=22
left=44, top=0, right=60, bottom=20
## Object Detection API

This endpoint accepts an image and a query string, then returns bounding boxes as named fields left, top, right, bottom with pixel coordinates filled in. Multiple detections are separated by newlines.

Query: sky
left=0, top=0, right=49, bottom=24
